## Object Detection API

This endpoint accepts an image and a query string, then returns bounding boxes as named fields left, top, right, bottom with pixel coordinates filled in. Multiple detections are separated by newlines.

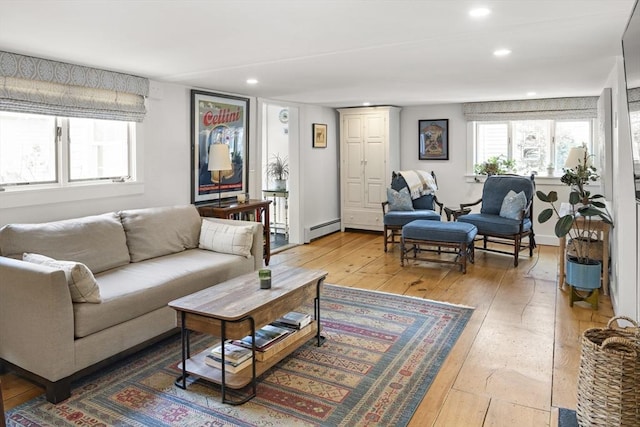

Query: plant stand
left=570, top=286, right=599, bottom=310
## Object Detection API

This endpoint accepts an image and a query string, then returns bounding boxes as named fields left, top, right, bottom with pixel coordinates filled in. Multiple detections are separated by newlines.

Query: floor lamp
left=208, top=143, right=232, bottom=206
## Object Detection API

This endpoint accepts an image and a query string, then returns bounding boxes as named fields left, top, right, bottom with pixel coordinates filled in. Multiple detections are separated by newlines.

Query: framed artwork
left=191, top=90, right=249, bottom=205
left=312, top=123, right=327, bottom=148
left=418, top=119, right=449, bottom=160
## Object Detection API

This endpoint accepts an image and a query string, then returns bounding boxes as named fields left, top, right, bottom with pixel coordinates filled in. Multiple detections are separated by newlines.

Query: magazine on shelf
left=232, top=324, right=292, bottom=351
left=204, top=353, right=253, bottom=373
left=210, top=341, right=253, bottom=365
left=273, top=311, right=312, bottom=329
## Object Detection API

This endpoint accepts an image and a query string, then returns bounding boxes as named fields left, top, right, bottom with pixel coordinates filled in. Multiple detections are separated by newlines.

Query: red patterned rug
left=7, top=284, right=473, bottom=426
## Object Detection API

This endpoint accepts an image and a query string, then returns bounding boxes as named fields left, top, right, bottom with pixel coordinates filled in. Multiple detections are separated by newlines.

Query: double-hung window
left=0, top=111, right=133, bottom=187
left=473, top=119, right=593, bottom=175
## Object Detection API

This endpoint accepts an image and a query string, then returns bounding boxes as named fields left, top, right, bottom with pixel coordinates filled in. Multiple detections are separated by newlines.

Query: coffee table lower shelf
left=179, top=322, right=319, bottom=390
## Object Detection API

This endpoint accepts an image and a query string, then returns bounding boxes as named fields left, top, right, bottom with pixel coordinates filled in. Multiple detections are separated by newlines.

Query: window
left=0, top=111, right=133, bottom=187
left=473, top=119, right=593, bottom=175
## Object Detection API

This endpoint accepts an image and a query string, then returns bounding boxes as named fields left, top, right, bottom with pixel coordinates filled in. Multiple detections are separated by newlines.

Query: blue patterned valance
left=462, top=96, right=598, bottom=121
left=0, top=51, right=149, bottom=122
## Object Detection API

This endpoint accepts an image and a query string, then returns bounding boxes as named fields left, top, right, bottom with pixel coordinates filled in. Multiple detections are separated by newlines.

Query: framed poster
left=313, top=123, right=327, bottom=148
left=418, top=119, right=449, bottom=160
left=191, top=90, right=249, bottom=205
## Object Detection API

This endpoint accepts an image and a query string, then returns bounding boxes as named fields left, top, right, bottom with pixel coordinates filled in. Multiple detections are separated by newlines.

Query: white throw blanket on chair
left=398, top=170, right=438, bottom=199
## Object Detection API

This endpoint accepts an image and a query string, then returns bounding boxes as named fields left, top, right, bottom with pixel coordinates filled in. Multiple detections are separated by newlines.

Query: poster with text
left=191, top=90, right=249, bottom=204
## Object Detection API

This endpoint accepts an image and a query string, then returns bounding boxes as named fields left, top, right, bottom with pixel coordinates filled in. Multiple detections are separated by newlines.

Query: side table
left=262, top=189, right=289, bottom=239
left=198, top=199, right=272, bottom=265
left=444, top=206, right=471, bottom=222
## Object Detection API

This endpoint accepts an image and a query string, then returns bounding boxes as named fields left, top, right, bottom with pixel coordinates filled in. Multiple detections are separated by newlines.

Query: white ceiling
left=0, top=0, right=636, bottom=108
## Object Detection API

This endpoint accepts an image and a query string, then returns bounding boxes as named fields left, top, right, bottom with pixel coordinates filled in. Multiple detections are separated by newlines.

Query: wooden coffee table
left=168, top=265, right=327, bottom=404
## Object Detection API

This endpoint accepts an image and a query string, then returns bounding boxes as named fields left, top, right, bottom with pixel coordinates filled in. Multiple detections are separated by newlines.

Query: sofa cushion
left=383, top=210, right=440, bottom=226
left=458, top=213, right=532, bottom=235
left=499, top=190, right=527, bottom=220
left=0, top=212, right=130, bottom=274
left=23, top=253, right=101, bottom=303
left=386, top=187, right=414, bottom=211
left=120, top=205, right=202, bottom=262
left=73, top=248, right=254, bottom=338
left=199, top=219, right=255, bottom=258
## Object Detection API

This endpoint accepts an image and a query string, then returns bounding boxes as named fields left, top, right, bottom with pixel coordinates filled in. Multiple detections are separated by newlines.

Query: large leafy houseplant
left=536, top=148, right=613, bottom=264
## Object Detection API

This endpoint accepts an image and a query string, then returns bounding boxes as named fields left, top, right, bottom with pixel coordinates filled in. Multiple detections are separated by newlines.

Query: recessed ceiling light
left=362, top=102, right=371, bottom=106
left=527, top=91, right=537, bottom=97
left=493, top=49, right=511, bottom=57
left=469, top=7, right=491, bottom=18
left=246, top=78, right=258, bottom=85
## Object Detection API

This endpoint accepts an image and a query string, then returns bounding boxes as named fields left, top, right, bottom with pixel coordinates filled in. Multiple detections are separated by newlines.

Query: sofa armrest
left=199, top=218, right=264, bottom=270
left=0, top=256, right=76, bottom=382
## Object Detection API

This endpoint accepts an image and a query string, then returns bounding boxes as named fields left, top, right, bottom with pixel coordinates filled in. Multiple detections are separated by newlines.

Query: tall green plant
left=536, top=148, right=613, bottom=264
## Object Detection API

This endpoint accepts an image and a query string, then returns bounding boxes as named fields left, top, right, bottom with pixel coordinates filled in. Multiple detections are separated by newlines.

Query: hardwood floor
left=1, top=230, right=614, bottom=426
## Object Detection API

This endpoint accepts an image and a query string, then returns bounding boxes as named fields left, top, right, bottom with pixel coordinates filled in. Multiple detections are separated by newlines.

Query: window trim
left=468, top=118, right=596, bottom=178
left=0, top=119, right=144, bottom=208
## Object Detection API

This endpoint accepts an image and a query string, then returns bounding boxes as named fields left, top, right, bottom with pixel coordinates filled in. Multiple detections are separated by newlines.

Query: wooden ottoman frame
left=400, top=221, right=477, bottom=273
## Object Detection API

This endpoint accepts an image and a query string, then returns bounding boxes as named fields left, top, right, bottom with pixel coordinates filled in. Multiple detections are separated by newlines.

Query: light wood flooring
left=1, top=230, right=614, bottom=426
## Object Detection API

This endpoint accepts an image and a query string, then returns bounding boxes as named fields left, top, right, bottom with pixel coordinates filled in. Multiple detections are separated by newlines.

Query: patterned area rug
left=7, top=284, right=473, bottom=426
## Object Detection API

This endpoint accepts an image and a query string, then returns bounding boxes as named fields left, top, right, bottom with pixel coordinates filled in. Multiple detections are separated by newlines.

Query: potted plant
left=266, top=153, right=289, bottom=190
left=536, top=147, right=613, bottom=289
left=474, top=155, right=516, bottom=175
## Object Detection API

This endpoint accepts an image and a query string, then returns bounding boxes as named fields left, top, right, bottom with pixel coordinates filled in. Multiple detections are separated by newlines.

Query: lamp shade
left=208, top=143, right=232, bottom=171
left=564, top=146, right=591, bottom=169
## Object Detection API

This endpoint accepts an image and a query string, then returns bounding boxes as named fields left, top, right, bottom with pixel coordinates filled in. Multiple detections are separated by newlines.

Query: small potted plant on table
left=266, top=153, right=289, bottom=191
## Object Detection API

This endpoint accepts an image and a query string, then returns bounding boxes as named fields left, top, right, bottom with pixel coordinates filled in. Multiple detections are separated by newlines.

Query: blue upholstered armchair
left=457, top=174, right=536, bottom=266
left=381, top=171, right=443, bottom=252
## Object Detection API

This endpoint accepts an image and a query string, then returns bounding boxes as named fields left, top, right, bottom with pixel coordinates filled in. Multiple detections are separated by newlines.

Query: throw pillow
left=199, top=219, right=254, bottom=258
left=499, top=190, right=527, bottom=220
left=386, top=187, right=414, bottom=211
left=22, top=253, right=102, bottom=303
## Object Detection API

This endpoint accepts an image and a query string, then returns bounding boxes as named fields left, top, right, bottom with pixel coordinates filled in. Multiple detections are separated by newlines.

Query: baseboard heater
left=304, top=219, right=341, bottom=243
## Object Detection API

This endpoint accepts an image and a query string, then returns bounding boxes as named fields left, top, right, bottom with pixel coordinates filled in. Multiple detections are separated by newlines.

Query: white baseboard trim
left=304, top=219, right=341, bottom=243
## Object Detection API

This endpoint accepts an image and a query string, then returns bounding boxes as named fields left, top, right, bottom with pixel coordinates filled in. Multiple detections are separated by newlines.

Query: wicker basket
left=576, top=316, right=639, bottom=426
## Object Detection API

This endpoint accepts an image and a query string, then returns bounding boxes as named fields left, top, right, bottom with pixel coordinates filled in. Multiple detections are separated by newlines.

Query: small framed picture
left=418, top=119, right=449, bottom=160
left=312, top=123, right=327, bottom=148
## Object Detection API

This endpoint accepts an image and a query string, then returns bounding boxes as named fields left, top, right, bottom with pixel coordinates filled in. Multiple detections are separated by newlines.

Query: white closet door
left=343, top=114, right=365, bottom=208
left=363, top=113, right=386, bottom=209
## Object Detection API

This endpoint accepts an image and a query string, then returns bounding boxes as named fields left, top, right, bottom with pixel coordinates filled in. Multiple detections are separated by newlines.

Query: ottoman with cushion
left=401, top=220, right=478, bottom=273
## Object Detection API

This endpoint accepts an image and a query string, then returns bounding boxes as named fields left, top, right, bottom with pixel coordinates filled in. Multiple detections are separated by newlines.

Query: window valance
left=462, top=96, right=598, bottom=121
left=628, top=87, right=640, bottom=112
left=0, top=51, right=149, bottom=122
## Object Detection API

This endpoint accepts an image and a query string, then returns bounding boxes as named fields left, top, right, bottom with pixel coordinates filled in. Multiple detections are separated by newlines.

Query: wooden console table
left=197, top=199, right=272, bottom=266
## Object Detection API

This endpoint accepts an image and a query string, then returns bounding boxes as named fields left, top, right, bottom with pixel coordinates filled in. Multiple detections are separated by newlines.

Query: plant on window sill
left=473, top=155, right=516, bottom=176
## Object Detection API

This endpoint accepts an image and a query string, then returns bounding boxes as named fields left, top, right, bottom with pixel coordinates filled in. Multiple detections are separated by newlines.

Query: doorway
left=262, top=103, right=294, bottom=251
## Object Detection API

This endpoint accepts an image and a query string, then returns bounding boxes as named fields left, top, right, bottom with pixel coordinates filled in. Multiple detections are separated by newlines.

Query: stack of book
left=272, top=311, right=312, bottom=330
left=232, top=324, right=292, bottom=351
left=204, top=342, right=253, bottom=373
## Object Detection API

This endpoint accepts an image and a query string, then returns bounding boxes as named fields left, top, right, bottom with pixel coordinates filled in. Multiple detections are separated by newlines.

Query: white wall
left=605, top=57, right=639, bottom=319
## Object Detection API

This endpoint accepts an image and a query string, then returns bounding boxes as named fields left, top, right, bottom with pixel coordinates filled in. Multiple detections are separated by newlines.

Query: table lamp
left=208, top=143, right=232, bottom=206
left=565, top=146, right=591, bottom=170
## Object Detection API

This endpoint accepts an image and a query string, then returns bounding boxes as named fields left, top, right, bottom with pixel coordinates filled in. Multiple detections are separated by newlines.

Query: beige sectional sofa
left=0, top=204, right=263, bottom=403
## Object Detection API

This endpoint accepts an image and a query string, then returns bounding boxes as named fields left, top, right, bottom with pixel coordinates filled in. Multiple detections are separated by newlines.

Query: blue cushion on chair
left=384, top=210, right=441, bottom=226
left=458, top=213, right=532, bottom=235
left=480, top=175, right=534, bottom=216
left=391, top=173, right=435, bottom=210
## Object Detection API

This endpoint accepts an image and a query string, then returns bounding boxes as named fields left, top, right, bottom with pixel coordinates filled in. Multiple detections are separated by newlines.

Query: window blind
left=462, top=96, right=598, bottom=121
left=0, top=51, right=149, bottom=122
